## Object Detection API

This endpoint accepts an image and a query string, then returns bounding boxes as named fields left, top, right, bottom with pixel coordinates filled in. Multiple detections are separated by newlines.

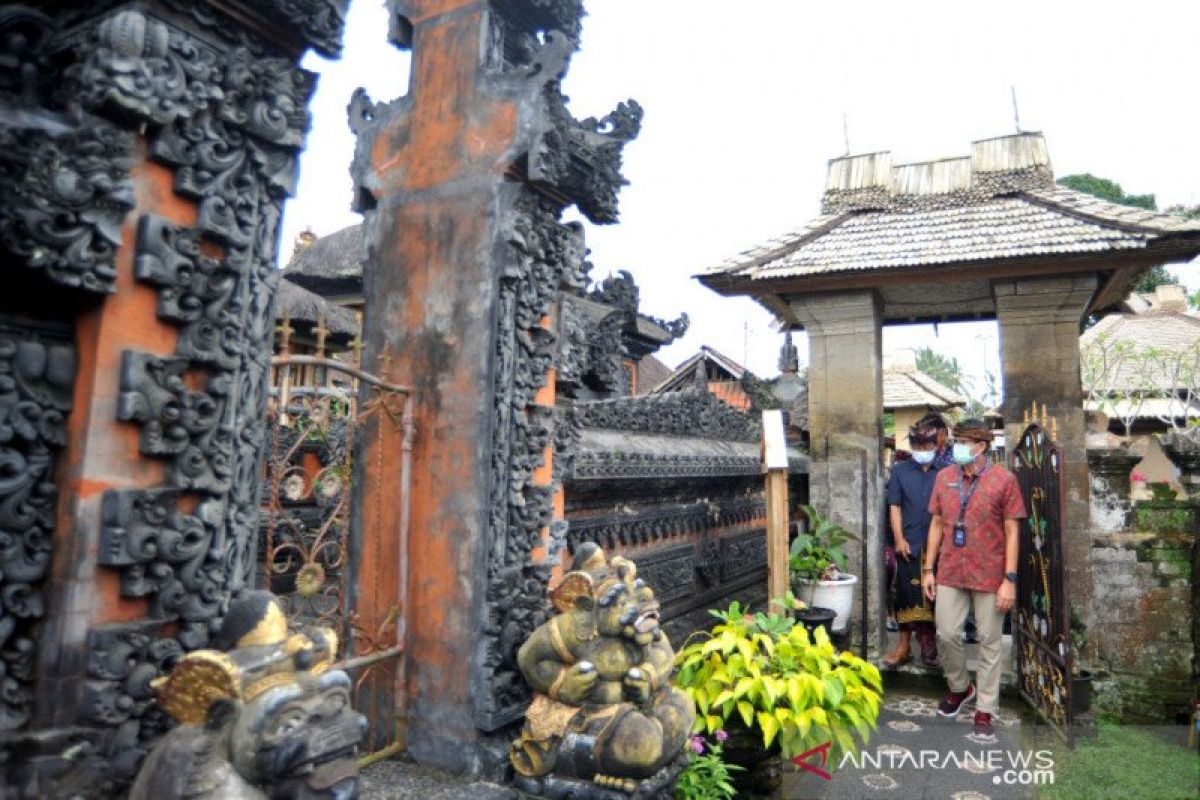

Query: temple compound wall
left=0, top=1, right=348, bottom=794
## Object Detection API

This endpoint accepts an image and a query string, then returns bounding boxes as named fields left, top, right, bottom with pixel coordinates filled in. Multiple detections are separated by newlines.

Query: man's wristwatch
left=1004, top=571, right=1018, bottom=583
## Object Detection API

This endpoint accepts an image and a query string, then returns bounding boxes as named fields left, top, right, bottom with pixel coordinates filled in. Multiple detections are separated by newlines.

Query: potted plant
left=675, top=602, right=883, bottom=796
left=790, top=505, right=860, bottom=633
left=1069, top=605, right=1093, bottom=715
left=784, top=591, right=836, bottom=637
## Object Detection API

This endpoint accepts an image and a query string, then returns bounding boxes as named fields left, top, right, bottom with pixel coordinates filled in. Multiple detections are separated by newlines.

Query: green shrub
left=674, top=602, right=882, bottom=763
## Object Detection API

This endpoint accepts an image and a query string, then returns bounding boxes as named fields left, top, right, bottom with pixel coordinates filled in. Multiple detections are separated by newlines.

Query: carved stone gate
left=1011, top=413, right=1075, bottom=745
left=266, top=351, right=412, bottom=762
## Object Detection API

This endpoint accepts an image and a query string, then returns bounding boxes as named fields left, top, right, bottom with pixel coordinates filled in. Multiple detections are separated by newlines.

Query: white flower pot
left=794, top=574, right=858, bottom=633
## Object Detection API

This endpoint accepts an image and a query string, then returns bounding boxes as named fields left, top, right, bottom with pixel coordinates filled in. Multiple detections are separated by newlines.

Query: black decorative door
left=1010, top=421, right=1074, bottom=745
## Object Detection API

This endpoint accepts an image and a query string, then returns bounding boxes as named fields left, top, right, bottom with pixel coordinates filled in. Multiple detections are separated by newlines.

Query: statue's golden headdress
left=152, top=591, right=339, bottom=724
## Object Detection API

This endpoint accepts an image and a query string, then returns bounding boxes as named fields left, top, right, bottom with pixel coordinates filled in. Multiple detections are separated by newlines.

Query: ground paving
left=361, top=683, right=1043, bottom=799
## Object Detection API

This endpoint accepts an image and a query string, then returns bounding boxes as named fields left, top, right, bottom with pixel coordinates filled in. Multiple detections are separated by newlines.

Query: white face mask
left=911, top=450, right=935, bottom=465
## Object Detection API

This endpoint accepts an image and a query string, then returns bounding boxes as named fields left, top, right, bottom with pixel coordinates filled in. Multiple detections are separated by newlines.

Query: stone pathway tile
left=781, top=692, right=1036, bottom=800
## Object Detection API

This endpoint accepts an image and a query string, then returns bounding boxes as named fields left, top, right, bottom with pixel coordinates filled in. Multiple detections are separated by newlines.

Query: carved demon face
left=231, top=668, right=367, bottom=800
left=593, top=564, right=661, bottom=647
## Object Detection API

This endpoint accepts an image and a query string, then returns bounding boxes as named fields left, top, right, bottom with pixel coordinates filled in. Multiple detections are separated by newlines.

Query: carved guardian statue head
left=130, top=591, right=366, bottom=800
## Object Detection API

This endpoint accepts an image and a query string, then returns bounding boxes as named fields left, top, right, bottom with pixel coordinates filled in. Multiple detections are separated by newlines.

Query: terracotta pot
left=722, top=722, right=782, bottom=797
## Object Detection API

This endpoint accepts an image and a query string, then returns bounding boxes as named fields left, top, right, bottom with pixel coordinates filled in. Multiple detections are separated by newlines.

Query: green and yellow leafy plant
left=674, top=602, right=882, bottom=763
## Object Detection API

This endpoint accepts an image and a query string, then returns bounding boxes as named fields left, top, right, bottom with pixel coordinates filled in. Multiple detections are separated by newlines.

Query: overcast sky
left=280, top=0, right=1199, bottom=404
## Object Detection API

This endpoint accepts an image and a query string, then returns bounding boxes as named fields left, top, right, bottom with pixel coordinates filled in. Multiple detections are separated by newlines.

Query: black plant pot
left=722, top=723, right=782, bottom=798
left=795, top=606, right=837, bottom=637
left=1071, top=670, right=1093, bottom=716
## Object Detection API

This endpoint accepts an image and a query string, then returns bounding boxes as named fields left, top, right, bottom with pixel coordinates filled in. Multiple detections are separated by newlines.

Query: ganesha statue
left=511, top=543, right=695, bottom=798
left=130, top=591, right=367, bottom=800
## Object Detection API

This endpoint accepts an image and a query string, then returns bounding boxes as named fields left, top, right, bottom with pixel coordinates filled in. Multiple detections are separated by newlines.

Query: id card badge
left=953, top=525, right=966, bottom=547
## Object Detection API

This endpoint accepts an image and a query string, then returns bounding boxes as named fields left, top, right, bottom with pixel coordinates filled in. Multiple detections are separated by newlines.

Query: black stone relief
left=721, top=530, right=769, bottom=581
left=575, top=389, right=762, bottom=442
left=98, top=490, right=230, bottom=650
left=564, top=497, right=765, bottom=554
left=0, top=325, right=76, bottom=731
left=117, top=352, right=234, bottom=496
left=0, top=8, right=136, bottom=295
left=570, top=450, right=763, bottom=481
left=635, top=545, right=695, bottom=604
left=0, top=0, right=345, bottom=790
left=82, top=620, right=182, bottom=789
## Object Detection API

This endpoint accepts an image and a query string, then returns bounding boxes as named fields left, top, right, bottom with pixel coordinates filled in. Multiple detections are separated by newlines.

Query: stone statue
left=511, top=543, right=694, bottom=798
left=130, top=591, right=366, bottom=800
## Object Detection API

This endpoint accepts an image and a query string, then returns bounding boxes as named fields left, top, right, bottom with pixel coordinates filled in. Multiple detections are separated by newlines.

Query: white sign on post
left=761, top=409, right=788, bottom=471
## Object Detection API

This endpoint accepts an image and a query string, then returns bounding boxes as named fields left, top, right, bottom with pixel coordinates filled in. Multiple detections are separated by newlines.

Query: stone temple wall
left=1085, top=502, right=1197, bottom=723
left=561, top=390, right=809, bottom=645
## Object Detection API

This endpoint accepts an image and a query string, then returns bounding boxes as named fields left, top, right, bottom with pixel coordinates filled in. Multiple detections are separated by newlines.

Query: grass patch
left=1037, top=721, right=1199, bottom=799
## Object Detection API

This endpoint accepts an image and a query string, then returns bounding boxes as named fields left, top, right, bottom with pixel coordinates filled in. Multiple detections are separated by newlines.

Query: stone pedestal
left=1086, top=447, right=1143, bottom=532
left=790, top=291, right=884, bottom=656
left=995, top=276, right=1097, bottom=611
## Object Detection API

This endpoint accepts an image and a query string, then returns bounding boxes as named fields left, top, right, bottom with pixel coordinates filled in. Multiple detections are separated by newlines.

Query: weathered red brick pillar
left=0, top=3, right=346, bottom=793
left=350, top=0, right=640, bottom=775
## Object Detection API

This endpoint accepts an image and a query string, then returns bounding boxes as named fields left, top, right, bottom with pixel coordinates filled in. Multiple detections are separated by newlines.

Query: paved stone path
left=781, top=690, right=1036, bottom=800
left=361, top=688, right=1041, bottom=800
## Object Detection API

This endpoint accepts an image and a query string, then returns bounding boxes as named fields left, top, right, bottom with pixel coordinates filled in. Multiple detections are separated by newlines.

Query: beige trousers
left=934, top=584, right=1004, bottom=715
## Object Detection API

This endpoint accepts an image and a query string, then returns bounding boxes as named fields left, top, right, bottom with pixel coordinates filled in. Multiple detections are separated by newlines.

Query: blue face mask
left=911, top=450, right=935, bottom=465
left=952, top=443, right=977, bottom=465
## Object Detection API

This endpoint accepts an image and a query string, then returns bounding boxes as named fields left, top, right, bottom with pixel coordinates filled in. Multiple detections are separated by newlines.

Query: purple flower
left=714, top=729, right=729, bottom=743
left=688, top=735, right=706, bottom=754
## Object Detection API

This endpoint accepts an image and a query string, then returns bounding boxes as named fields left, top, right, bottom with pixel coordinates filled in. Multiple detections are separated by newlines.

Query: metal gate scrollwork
left=1010, top=409, right=1073, bottom=745
left=264, top=348, right=412, bottom=762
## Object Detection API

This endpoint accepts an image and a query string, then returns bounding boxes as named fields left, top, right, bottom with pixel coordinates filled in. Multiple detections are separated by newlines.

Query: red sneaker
left=974, top=711, right=995, bottom=736
left=937, top=683, right=976, bottom=717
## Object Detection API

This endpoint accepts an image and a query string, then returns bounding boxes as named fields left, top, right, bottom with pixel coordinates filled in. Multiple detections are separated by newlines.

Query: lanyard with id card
left=952, top=463, right=988, bottom=547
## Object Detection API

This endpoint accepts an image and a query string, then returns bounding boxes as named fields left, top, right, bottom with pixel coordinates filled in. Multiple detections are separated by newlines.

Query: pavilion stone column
left=995, top=276, right=1098, bottom=611
left=791, top=291, right=885, bottom=656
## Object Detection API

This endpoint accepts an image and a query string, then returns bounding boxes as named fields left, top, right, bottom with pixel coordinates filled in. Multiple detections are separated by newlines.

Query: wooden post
left=763, top=410, right=790, bottom=613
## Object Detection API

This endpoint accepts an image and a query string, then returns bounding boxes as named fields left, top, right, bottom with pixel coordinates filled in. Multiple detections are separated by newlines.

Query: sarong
left=892, top=547, right=934, bottom=624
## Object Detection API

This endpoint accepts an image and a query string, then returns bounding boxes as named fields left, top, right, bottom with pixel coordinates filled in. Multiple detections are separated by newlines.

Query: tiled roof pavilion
left=699, top=133, right=1200, bottom=324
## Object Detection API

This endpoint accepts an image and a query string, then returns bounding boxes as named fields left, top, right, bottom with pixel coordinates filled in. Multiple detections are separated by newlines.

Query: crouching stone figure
left=511, top=543, right=695, bottom=798
left=131, top=591, right=367, bottom=800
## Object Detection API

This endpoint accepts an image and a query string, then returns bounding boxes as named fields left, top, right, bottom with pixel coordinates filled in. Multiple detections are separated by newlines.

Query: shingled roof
left=700, top=133, right=1200, bottom=322
left=883, top=364, right=965, bottom=410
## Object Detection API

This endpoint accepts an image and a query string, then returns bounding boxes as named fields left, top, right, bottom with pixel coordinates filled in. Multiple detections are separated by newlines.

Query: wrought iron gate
left=1010, top=413, right=1074, bottom=745
left=264, top=345, right=412, bottom=763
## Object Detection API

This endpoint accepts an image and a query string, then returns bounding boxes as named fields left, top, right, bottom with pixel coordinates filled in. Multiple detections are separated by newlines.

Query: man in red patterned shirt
left=922, top=418, right=1025, bottom=737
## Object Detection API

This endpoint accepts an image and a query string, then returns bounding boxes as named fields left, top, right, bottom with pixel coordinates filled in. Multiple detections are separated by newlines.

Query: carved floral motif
left=0, top=329, right=75, bottom=731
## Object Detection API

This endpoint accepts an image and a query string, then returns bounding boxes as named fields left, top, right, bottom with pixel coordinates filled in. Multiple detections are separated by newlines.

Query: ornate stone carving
left=570, top=450, right=763, bottom=481
left=99, top=490, right=232, bottom=649
left=0, top=8, right=137, bottom=295
left=130, top=592, right=365, bottom=799
left=117, top=352, right=234, bottom=495
left=0, top=327, right=76, bottom=731
left=511, top=545, right=692, bottom=797
left=575, top=390, right=761, bottom=442
left=531, top=88, right=644, bottom=225
left=635, top=545, right=695, bottom=605
left=82, top=621, right=182, bottom=787
left=721, top=531, right=769, bottom=581
left=565, top=498, right=765, bottom=554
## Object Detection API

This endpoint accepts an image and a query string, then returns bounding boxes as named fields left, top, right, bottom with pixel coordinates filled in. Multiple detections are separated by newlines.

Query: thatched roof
left=276, top=277, right=359, bottom=337
left=283, top=224, right=365, bottom=294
